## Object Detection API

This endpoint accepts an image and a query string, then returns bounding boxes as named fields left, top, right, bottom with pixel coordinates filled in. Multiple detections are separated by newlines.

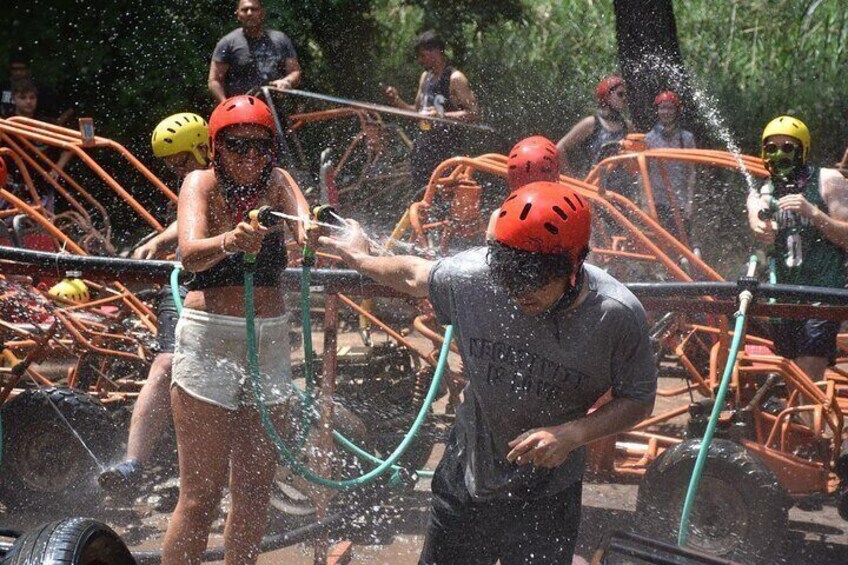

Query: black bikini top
left=188, top=230, right=288, bottom=289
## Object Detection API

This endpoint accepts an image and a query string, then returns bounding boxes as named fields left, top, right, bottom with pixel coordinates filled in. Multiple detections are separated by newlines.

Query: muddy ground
left=1, top=328, right=847, bottom=564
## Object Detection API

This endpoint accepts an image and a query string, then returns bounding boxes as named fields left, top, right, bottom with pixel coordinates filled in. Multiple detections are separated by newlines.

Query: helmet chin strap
left=546, top=264, right=585, bottom=315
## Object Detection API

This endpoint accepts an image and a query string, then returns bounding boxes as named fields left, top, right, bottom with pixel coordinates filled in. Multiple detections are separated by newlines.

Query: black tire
left=0, top=387, right=118, bottom=511
left=635, top=439, right=790, bottom=563
left=3, top=517, right=135, bottom=564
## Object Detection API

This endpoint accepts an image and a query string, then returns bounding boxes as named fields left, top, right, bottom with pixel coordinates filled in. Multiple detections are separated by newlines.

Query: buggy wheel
left=0, top=387, right=117, bottom=511
left=3, top=517, right=134, bottom=564
left=636, top=439, right=790, bottom=562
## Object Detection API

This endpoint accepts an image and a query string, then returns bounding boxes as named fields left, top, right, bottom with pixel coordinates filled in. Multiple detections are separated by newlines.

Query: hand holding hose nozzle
left=240, top=206, right=279, bottom=268
left=303, top=204, right=343, bottom=266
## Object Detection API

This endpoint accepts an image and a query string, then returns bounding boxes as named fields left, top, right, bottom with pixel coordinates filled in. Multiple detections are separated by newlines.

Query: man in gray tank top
left=320, top=181, right=656, bottom=564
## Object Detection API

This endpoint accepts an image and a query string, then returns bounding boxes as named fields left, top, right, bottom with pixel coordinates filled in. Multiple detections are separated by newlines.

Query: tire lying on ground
left=635, top=438, right=790, bottom=563
left=3, top=517, right=135, bottom=564
left=0, top=387, right=118, bottom=511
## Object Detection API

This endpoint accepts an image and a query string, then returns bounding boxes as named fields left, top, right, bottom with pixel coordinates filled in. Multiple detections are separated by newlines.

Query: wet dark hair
left=12, top=79, right=37, bottom=96
left=9, top=47, right=30, bottom=66
left=487, top=240, right=575, bottom=297
left=412, top=30, right=446, bottom=54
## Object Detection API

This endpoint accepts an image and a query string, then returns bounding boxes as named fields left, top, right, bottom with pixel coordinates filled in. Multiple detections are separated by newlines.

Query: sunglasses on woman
left=220, top=136, right=274, bottom=155
left=763, top=141, right=799, bottom=155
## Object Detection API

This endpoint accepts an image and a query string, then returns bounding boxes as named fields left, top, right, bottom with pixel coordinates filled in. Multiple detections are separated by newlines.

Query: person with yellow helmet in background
left=99, top=113, right=209, bottom=497
left=747, top=115, right=848, bottom=384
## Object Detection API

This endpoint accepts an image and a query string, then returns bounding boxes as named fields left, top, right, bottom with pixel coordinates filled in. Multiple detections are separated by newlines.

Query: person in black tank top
left=555, top=75, right=633, bottom=180
left=162, top=95, right=309, bottom=565
left=384, top=30, right=479, bottom=193
left=747, top=115, right=848, bottom=387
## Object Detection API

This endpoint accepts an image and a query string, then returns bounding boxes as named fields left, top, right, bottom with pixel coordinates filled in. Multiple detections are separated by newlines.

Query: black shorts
left=420, top=431, right=582, bottom=565
left=156, top=285, right=187, bottom=354
left=770, top=318, right=840, bottom=363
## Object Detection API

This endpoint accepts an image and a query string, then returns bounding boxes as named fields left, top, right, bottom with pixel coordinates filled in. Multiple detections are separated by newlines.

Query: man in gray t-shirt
left=208, top=0, right=301, bottom=103
left=320, top=181, right=656, bottom=564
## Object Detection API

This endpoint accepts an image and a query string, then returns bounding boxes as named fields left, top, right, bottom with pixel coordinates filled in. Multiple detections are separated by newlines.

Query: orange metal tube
left=0, top=188, right=84, bottom=253
left=0, top=121, right=165, bottom=230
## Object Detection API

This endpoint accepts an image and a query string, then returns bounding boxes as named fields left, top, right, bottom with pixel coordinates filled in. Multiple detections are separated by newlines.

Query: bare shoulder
left=180, top=168, right=217, bottom=198
left=821, top=167, right=848, bottom=198
left=450, top=69, right=469, bottom=83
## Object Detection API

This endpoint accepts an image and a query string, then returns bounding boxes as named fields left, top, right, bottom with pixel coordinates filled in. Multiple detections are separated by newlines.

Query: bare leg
left=224, top=404, right=286, bottom=565
left=126, top=352, right=174, bottom=463
left=161, top=387, right=232, bottom=565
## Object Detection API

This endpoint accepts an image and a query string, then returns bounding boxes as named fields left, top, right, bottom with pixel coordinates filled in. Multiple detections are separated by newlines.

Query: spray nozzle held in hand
left=248, top=205, right=281, bottom=229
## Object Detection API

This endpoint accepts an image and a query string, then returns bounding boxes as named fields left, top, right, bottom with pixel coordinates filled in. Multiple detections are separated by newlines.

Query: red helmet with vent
left=492, top=181, right=591, bottom=261
left=208, top=95, right=276, bottom=157
left=0, top=156, right=7, bottom=187
left=595, top=75, right=625, bottom=105
left=507, top=136, right=560, bottom=191
left=653, top=90, right=680, bottom=107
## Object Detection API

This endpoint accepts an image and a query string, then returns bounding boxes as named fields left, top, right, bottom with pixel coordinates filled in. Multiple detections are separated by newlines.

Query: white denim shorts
left=172, top=308, right=292, bottom=411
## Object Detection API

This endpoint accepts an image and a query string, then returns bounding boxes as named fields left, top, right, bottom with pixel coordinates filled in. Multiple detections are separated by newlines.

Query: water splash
left=632, top=52, right=757, bottom=193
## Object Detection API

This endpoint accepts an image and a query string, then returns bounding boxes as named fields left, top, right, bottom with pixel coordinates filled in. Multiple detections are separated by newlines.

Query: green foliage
left=2, top=0, right=845, bottom=167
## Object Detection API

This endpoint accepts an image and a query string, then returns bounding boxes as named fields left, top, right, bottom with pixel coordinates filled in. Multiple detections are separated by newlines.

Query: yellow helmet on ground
left=151, top=113, right=210, bottom=166
left=49, top=277, right=90, bottom=303
left=761, top=115, right=810, bottom=163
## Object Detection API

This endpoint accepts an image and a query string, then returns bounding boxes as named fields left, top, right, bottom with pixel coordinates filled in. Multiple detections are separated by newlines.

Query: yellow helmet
left=761, top=115, right=810, bottom=163
left=48, top=277, right=90, bottom=303
left=151, top=113, right=210, bottom=166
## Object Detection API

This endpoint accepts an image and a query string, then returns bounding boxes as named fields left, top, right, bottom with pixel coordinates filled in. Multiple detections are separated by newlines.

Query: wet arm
left=568, top=396, right=653, bottom=446
left=446, top=72, right=479, bottom=122
left=556, top=117, right=594, bottom=175
left=348, top=254, right=434, bottom=297
left=133, top=222, right=179, bottom=259
left=812, top=170, right=848, bottom=249
left=208, top=61, right=229, bottom=103
left=177, top=173, right=231, bottom=272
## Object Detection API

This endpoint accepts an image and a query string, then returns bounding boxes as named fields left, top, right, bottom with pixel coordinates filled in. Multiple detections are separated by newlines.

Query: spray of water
left=634, top=53, right=757, bottom=193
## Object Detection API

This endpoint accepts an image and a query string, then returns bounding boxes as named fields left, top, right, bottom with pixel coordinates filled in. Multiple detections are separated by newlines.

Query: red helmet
left=595, top=75, right=625, bottom=105
left=654, top=90, right=680, bottom=107
left=492, top=181, right=591, bottom=261
left=0, top=156, right=7, bottom=187
left=208, top=95, right=276, bottom=156
left=507, top=136, right=560, bottom=191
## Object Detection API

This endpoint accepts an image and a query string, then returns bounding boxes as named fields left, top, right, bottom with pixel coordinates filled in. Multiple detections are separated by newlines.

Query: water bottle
left=786, top=228, right=803, bottom=268
left=419, top=98, right=432, bottom=132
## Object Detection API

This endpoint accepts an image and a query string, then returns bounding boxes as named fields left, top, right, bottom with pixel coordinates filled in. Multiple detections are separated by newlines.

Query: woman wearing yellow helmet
left=99, top=113, right=211, bottom=498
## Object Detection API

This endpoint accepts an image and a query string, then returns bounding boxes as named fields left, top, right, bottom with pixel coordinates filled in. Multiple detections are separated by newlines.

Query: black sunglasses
left=763, top=141, right=799, bottom=155
left=220, top=136, right=274, bottom=155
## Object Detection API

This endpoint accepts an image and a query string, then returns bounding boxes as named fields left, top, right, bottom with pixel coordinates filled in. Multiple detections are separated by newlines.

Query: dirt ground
left=1, top=329, right=847, bottom=564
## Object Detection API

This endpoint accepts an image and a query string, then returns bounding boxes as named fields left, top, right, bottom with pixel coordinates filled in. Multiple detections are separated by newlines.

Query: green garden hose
left=678, top=255, right=758, bottom=547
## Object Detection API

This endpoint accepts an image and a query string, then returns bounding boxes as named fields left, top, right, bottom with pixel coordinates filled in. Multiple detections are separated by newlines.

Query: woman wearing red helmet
left=644, top=90, right=697, bottom=241
left=320, top=181, right=656, bottom=564
left=555, top=75, right=632, bottom=177
left=161, top=95, right=307, bottom=565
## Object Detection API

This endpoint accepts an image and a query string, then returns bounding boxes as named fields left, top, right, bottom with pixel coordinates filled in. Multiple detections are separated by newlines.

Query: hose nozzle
left=248, top=205, right=281, bottom=229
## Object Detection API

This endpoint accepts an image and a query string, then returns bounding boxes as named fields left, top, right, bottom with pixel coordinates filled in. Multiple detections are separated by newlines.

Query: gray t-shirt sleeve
left=212, top=35, right=234, bottom=63
left=609, top=308, right=657, bottom=404
left=428, top=257, right=456, bottom=325
left=271, top=31, right=297, bottom=60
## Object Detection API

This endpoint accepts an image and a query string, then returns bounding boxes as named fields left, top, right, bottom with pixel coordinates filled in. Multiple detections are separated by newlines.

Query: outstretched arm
left=318, top=219, right=433, bottom=297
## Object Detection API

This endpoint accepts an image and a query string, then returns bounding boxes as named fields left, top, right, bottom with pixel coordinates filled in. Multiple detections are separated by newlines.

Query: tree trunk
left=612, top=0, right=700, bottom=137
